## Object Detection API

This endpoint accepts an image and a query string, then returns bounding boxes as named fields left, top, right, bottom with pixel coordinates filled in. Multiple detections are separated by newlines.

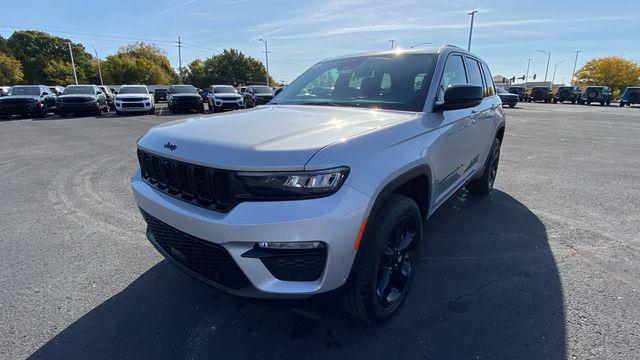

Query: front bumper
left=131, top=170, right=369, bottom=298
left=172, top=100, right=203, bottom=111
left=115, top=101, right=153, bottom=112
left=0, top=104, right=39, bottom=115
left=57, top=102, right=98, bottom=113
left=212, top=98, right=244, bottom=110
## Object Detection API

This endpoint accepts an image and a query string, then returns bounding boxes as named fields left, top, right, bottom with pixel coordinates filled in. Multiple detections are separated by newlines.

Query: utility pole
left=177, top=36, right=183, bottom=84
left=259, top=39, right=270, bottom=86
left=525, top=58, right=532, bottom=87
left=552, top=60, right=566, bottom=85
left=388, top=39, right=395, bottom=49
left=68, top=42, right=78, bottom=85
left=571, top=50, right=581, bottom=85
left=537, top=49, right=551, bottom=83
left=467, top=10, right=478, bottom=51
left=92, top=45, right=104, bottom=86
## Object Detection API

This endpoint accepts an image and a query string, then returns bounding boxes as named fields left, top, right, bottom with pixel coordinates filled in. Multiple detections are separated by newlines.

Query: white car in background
left=114, top=85, right=155, bottom=116
left=206, top=85, right=244, bottom=112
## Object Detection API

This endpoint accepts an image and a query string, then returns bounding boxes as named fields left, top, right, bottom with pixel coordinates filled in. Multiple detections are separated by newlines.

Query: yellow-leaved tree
left=575, top=56, right=640, bottom=97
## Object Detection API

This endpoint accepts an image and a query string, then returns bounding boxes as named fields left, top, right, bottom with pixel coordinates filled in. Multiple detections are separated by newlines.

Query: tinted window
left=466, top=57, right=484, bottom=89
left=63, top=86, right=95, bottom=95
left=169, top=85, right=197, bottom=94
left=437, top=55, right=467, bottom=103
left=8, top=86, right=40, bottom=96
left=481, top=62, right=495, bottom=96
left=119, top=86, right=148, bottom=94
left=213, top=86, right=238, bottom=94
left=251, top=86, right=273, bottom=95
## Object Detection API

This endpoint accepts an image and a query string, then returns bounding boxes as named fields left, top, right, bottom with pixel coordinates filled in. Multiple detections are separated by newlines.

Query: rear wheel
left=342, top=194, right=421, bottom=324
left=467, top=137, right=501, bottom=196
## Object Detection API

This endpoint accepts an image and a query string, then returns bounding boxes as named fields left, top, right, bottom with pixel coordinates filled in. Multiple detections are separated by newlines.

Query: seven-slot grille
left=140, top=210, right=250, bottom=290
left=137, top=149, right=234, bottom=212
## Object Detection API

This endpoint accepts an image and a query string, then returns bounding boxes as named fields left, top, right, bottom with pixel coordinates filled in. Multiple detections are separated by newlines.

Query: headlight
left=236, top=167, right=349, bottom=199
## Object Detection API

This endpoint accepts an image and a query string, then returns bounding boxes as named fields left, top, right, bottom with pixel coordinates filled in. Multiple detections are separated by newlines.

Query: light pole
left=410, top=42, right=432, bottom=48
left=536, top=49, right=551, bottom=83
left=177, top=36, right=183, bottom=84
left=552, top=60, right=567, bottom=85
left=571, top=50, right=581, bottom=85
left=388, top=40, right=395, bottom=49
left=91, top=45, right=104, bottom=86
left=467, top=10, right=478, bottom=51
left=525, top=58, right=532, bottom=87
left=68, top=42, right=78, bottom=85
left=258, top=38, right=270, bottom=86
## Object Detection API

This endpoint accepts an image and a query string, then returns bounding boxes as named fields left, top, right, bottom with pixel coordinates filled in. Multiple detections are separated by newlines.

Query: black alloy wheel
left=375, top=215, right=419, bottom=309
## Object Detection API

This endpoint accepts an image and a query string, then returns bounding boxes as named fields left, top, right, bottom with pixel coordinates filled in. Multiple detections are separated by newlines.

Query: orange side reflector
left=353, top=217, right=368, bottom=250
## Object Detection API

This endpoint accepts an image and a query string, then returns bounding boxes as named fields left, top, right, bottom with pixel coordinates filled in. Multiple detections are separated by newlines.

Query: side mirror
left=439, top=84, right=483, bottom=111
left=96, top=90, right=103, bottom=95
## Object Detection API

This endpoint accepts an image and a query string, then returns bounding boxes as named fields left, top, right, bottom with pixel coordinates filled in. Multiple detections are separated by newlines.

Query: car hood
left=172, top=93, right=201, bottom=99
left=58, top=94, right=95, bottom=99
left=212, top=93, right=241, bottom=98
left=137, top=105, right=419, bottom=171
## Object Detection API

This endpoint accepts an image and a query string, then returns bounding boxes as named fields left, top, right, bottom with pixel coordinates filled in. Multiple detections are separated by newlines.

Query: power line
left=0, top=25, right=176, bottom=44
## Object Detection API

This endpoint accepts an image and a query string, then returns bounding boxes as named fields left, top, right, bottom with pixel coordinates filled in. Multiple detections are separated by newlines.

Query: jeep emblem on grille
left=164, top=142, right=177, bottom=151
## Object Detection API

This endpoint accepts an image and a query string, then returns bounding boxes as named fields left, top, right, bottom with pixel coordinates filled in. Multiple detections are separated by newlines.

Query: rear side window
left=481, top=62, right=495, bottom=96
left=465, top=57, right=484, bottom=91
left=437, top=55, right=467, bottom=103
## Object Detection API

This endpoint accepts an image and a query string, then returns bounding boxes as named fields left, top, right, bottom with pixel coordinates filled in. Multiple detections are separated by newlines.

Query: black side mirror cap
left=438, top=84, right=484, bottom=111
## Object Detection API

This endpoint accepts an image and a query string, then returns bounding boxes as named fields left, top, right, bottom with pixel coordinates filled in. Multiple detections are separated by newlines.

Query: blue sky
left=1, top=0, right=638, bottom=83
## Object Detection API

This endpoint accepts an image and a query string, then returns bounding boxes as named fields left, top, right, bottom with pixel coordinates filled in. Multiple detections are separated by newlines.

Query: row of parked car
left=503, top=85, right=640, bottom=107
left=0, top=83, right=279, bottom=119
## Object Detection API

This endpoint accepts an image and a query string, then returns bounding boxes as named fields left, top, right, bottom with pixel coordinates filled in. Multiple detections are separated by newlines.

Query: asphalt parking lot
left=1, top=102, right=639, bottom=359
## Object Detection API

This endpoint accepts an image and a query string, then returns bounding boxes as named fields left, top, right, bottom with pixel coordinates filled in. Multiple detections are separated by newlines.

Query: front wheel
left=342, top=194, right=422, bottom=324
left=467, top=137, right=501, bottom=195
left=508, top=104, right=516, bottom=108
left=148, top=107, right=155, bottom=115
left=619, top=101, right=625, bottom=107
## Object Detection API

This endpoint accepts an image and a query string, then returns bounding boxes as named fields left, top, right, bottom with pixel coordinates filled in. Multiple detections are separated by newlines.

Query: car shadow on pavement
left=29, top=190, right=565, bottom=360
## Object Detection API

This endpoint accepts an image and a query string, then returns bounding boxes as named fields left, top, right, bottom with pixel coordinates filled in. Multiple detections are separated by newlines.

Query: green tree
left=102, top=42, right=177, bottom=85
left=202, top=49, right=275, bottom=86
left=6, top=30, right=96, bottom=84
left=576, top=56, right=640, bottom=97
left=0, top=35, right=9, bottom=54
left=43, top=60, right=75, bottom=85
left=0, top=52, right=24, bottom=84
left=182, top=59, right=207, bottom=88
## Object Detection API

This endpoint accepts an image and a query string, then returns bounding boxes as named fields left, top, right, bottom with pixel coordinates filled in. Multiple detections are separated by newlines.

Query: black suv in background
left=527, top=86, right=552, bottom=103
left=580, top=86, right=612, bottom=106
left=508, top=86, right=528, bottom=101
left=154, top=88, right=168, bottom=102
left=167, top=85, right=204, bottom=113
left=56, top=85, right=108, bottom=116
left=0, top=85, right=56, bottom=119
left=243, top=85, right=274, bottom=108
left=619, top=87, right=639, bottom=107
left=496, top=87, right=518, bottom=107
left=553, top=86, right=582, bottom=104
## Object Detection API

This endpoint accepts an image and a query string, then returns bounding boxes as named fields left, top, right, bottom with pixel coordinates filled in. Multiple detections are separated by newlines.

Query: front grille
left=61, top=97, right=90, bottom=103
left=1, top=98, right=32, bottom=105
left=260, top=248, right=327, bottom=281
left=121, top=97, right=146, bottom=102
left=137, top=149, right=234, bottom=212
left=174, top=96, right=200, bottom=102
left=141, top=210, right=250, bottom=290
left=217, top=96, right=240, bottom=101
left=123, top=103, right=144, bottom=108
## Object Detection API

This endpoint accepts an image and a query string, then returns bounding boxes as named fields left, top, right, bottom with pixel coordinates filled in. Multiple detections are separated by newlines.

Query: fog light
left=257, top=241, right=324, bottom=250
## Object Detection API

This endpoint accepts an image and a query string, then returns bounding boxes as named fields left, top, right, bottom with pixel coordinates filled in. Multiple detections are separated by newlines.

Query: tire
left=508, top=104, right=516, bottom=108
left=199, top=105, right=205, bottom=113
left=571, top=100, right=576, bottom=104
left=58, top=113, right=67, bottom=118
left=116, top=110, right=122, bottom=116
left=207, top=100, right=213, bottom=111
left=341, top=193, right=422, bottom=324
left=619, top=101, right=625, bottom=107
left=586, top=101, right=591, bottom=105
left=148, top=107, right=155, bottom=115
left=0, top=115, right=10, bottom=120
left=552, top=98, right=558, bottom=104
left=606, top=100, right=611, bottom=106
left=467, top=137, right=501, bottom=196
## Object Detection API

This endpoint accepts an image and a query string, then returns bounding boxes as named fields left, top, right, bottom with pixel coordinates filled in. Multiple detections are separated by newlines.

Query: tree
left=6, top=30, right=96, bottom=84
left=0, top=52, right=23, bottom=84
left=43, top=60, right=75, bottom=85
left=183, top=59, right=207, bottom=89
left=102, top=42, right=177, bottom=84
left=0, top=35, right=9, bottom=54
left=576, top=56, right=640, bottom=97
left=202, top=49, right=275, bottom=86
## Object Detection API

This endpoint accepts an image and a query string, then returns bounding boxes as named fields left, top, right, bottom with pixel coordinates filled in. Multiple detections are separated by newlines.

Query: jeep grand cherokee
left=132, top=46, right=506, bottom=323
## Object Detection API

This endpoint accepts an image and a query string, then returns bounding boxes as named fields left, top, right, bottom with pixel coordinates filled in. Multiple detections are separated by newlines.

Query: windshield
left=625, top=87, right=640, bottom=95
left=169, top=85, right=197, bottom=94
left=585, top=87, right=603, bottom=92
left=213, top=86, right=238, bottom=94
left=119, top=86, right=148, bottom=94
left=154, top=88, right=167, bottom=94
left=63, top=86, right=95, bottom=95
left=508, top=87, right=524, bottom=93
left=8, top=86, right=40, bottom=96
left=557, top=87, right=572, bottom=91
left=251, top=86, right=273, bottom=95
left=496, top=87, right=508, bottom=94
left=274, top=53, right=438, bottom=111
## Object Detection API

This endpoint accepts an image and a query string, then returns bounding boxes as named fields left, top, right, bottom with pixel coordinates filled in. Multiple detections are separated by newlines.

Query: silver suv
left=131, top=46, right=506, bottom=323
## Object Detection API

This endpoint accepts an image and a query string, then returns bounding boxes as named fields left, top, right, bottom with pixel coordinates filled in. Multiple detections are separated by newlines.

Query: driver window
left=437, top=55, right=467, bottom=103
left=301, top=68, right=339, bottom=98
